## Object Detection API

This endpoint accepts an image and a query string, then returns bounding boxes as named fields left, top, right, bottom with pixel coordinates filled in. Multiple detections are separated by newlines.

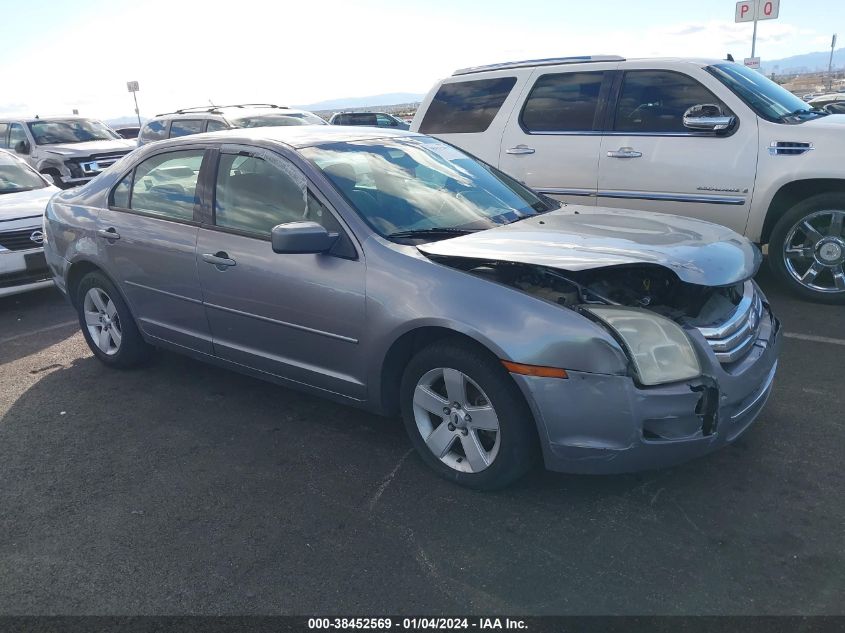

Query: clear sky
left=0, top=0, right=842, bottom=119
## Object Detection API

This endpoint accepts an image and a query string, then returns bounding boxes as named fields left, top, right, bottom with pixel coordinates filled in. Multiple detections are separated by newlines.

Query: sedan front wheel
left=400, top=340, right=538, bottom=489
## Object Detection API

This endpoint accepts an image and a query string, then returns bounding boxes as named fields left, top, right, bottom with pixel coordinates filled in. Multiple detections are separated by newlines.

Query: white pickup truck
left=412, top=56, right=845, bottom=303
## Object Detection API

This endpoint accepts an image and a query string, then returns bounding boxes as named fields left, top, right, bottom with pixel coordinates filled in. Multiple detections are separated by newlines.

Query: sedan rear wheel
left=76, top=271, right=150, bottom=368
left=400, top=340, right=538, bottom=489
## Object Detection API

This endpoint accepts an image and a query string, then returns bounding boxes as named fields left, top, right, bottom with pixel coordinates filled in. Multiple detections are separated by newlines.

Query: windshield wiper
left=386, top=227, right=478, bottom=240
left=780, top=107, right=826, bottom=121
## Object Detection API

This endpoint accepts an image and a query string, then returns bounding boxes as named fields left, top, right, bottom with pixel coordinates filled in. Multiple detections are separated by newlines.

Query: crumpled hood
left=0, top=186, right=59, bottom=222
left=39, top=139, right=136, bottom=157
left=418, top=206, right=761, bottom=287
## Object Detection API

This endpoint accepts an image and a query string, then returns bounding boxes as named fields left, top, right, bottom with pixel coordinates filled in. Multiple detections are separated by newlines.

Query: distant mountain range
left=294, top=92, right=425, bottom=112
left=761, top=48, right=845, bottom=74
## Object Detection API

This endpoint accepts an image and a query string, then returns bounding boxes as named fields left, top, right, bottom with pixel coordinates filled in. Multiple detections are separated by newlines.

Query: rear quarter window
left=419, top=77, right=517, bottom=134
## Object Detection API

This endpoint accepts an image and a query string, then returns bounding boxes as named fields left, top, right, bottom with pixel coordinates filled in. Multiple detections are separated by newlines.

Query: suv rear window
left=521, top=72, right=605, bottom=133
left=419, top=77, right=517, bottom=134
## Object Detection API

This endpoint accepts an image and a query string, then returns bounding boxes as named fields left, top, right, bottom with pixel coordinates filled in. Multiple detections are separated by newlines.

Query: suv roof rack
left=154, top=103, right=288, bottom=116
left=453, top=55, right=625, bottom=76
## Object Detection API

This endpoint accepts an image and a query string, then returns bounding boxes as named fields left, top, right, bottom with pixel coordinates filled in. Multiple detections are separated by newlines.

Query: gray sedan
left=43, top=126, right=781, bottom=489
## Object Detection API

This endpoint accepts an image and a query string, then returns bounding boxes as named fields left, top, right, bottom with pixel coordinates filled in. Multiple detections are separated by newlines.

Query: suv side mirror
left=683, top=104, right=736, bottom=132
left=271, top=221, right=339, bottom=254
left=14, top=140, right=31, bottom=155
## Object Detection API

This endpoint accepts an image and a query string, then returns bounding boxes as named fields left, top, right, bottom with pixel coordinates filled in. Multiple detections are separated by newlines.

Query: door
left=498, top=64, right=617, bottom=205
left=597, top=68, right=758, bottom=234
left=196, top=147, right=367, bottom=399
left=99, top=148, right=212, bottom=353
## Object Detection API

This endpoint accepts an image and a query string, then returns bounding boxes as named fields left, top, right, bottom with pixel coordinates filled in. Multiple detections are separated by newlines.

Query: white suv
left=137, top=104, right=326, bottom=146
left=412, top=56, right=845, bottom=303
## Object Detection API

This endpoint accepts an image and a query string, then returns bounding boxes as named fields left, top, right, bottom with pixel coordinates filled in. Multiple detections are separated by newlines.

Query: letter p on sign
left=736, top=0, right=780, bottom=23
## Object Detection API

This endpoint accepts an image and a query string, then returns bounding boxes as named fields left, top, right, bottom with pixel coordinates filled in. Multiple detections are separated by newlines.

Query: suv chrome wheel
left=783, top=210, right=845, bottom=294
left=412, top=367, right=500, bottom=473
left=83, top=287, right=122, bottom=355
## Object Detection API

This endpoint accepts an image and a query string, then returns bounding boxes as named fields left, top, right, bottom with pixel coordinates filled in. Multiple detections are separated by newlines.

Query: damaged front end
left=421, top=251, right=781, bottom=473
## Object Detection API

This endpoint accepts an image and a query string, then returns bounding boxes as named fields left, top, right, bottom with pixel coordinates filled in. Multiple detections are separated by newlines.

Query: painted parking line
left=0, top=320, right=78, bottom=346
left=784, top=332, right=845, bottom=347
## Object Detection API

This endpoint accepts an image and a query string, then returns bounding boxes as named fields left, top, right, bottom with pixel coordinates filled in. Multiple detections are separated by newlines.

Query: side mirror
left=14, top=140, right=31, bottom=155
left=683, top=104, right=736, bottom=132
left=271, top=221, right=339, bottom=254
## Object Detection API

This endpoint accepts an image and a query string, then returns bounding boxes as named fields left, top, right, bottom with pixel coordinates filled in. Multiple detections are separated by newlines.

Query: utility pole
left=829, top=34, right=838, bottom=92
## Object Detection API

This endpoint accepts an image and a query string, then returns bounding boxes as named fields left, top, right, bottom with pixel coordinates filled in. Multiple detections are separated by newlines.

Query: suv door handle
left=607, top=147, right=642, bottom=158
left=97, top=228, right=120, bottom=240
left=505, top=145, right=536, bottom=155
left=202, top=251, right=236, bottom=269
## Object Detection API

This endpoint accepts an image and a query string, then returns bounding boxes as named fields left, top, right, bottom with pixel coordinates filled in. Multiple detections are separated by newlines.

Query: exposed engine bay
left=440, top=259, right=745, bottom=327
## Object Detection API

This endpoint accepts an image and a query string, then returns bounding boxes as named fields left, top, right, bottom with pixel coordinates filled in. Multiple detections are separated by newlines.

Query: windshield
left=230, top=112, right=327, bottom=128
left=27, top=119, right=120, bottom=144
left=707, top=63, right=825, bottom=122
left=301, top=136, right=557, bottom=238
left=0, top=152, right=46, bottom=194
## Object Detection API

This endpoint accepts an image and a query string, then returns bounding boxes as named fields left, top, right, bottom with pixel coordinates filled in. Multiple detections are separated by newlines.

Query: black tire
left=75, top=271, right=151, bottom=368
left=400, top=339, right=539, bottom=490
left=40, top=169, right=68, bottom=189
left=768, top=192, right=845, bottom=304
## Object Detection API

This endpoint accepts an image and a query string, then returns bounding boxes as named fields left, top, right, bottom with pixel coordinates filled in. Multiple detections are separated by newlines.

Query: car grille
left=71, top=151, right=132, bottom=176
left=696, top=281, right=763, bottom=364
left=0, top=228, right=42, bottom=251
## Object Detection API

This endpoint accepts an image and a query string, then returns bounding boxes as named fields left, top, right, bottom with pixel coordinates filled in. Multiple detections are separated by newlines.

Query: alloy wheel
left=783, top=210, right=845, bottom=294
left=412, top=367, right=500, bottom=473
left=83, top=287, right=123, bottom=355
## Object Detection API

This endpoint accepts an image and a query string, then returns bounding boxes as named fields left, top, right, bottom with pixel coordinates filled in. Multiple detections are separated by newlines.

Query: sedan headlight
left=586, top=306, right=701, bottom=386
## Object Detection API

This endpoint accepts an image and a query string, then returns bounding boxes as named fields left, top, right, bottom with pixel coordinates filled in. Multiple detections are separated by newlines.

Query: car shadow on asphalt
left=1, top=339, right=839, bottom=614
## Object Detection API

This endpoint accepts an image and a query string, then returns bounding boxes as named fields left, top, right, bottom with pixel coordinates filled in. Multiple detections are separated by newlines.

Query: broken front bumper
left=513, top=301, right=782, bottom=475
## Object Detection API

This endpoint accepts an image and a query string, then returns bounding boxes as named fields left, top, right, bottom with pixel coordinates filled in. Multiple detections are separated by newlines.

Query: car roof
left=159, top=125, right=421, bottom=149
left=0, top=115, right=101, bottom=123
left=153, top=106, right=316, bottom=121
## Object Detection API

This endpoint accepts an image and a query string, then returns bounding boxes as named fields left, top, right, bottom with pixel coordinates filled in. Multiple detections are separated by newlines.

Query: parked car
left=412, top=56, right=845, bottom=304
left=808, top=93, right=845, bottom=114
left=114, top=126, right=141, bottom=140
left=44, top=126, right=780, bottom=489
left=0, top=117, right=136, bottom=189
left=0, top=149, right=60, bottom=298
left=137, top=104, right=326, bottom=146
left=329, top=111, right=410, bottom=129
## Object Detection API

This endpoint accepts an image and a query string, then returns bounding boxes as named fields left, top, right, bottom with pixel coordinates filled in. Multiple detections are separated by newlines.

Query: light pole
left=828, top=34, right=838, bottom=92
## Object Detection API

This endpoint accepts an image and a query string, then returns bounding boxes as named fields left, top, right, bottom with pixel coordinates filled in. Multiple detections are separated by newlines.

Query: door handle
left=505, top=145, right=536, bottom=155
left=97, top=228, right=120, bottom=240
left=607, top=147, right=642, bottom=158
left=202, top=251, right=236, bottom=269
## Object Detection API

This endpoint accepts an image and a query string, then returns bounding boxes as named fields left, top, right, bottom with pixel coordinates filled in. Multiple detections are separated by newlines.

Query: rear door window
left=613, top=71, right=730, bottom=133
left=419, top=77, right=517, bottom=134
left=520, top=72, right=605, bottom=132
left=376, top=114, right=398, bottom=127
left=129, top=150, right=205, bottom=221
left=0, top=123, right=8, bottom=148
left=140, top=119, right=168, bottom=143
left=206, top=119, right=228, bottom=132
left=169, top=119, right=204, bottom=138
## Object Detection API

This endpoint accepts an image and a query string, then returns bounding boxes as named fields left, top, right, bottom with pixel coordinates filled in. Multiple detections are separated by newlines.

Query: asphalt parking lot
left=0, top=265, right=842, bottom=616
